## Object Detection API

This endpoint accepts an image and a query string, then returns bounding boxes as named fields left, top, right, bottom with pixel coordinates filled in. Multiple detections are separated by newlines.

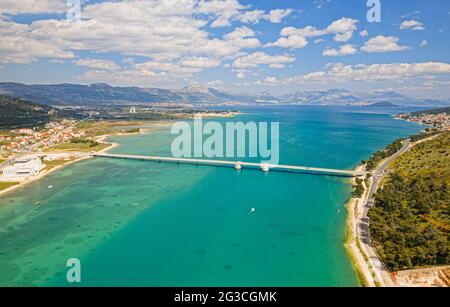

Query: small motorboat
left=48, top=185, right=53, bottom=189
left=34, top=201, right=41, bottom=206
left=250, top=208, right=256, bottom=213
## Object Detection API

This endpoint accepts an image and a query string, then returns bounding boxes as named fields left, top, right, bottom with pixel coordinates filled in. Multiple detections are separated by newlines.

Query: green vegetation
left=363, top=130, right=440, bottom=171
left=70, top=137, right=100, bottom=147
left=76, top=120, right=143, bottom=137
left=0, top=182, right=19, bottom=192
left=411, top=107, right=450, bottom=116
left=49, top=138, right=110, bottom=152
left=352, top=178, right=365, bottom=198
left=123, top=128, right=141, bottom=134
left=368, top=132, right=450, bottom=271
left=409, top=128, right=440, bottom=142
left=363, top=139, right=404, bottom=171
left=0, top=95, right=53, bottom=129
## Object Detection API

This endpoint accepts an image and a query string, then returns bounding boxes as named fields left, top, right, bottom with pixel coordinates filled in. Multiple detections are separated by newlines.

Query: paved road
left=358, top=139, right=411, bottom=286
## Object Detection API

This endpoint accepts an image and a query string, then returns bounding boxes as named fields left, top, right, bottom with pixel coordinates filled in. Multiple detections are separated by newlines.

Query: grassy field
left=0, top=182, right=19, bottom=192
left=76, top=120, right=144, bottom=138
left=48, top=141, right=111, bottom=152
left=390, top=132, right=450, bottom=185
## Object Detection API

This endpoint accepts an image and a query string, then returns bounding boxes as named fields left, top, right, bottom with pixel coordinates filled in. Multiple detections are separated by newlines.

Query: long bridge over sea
left=92, top=153, right=365, bottom=177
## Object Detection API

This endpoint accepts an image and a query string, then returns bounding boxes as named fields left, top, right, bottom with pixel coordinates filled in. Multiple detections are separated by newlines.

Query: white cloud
left=267, top=35, right=308, bottom=49
left=322, top=44, right=357, bottom=56
left=238, top=8, right=292, bottom=24
left=326, top=18, right=359, bottom=42
left=232, top=51, right=295, bottom=68
left=197, top=0, right=291, bottom=27
left=359, top=30, right=368, bottom=37
left=271, top=17, right=359, bottom=49
left=361, top=36, right=409, bottom=53
left=181, top=56, right=221, bottom=68
left=285, top=62, right=450, bottom=84
left=266, top=9, right=293, bottom=23
left=0, top=0, right=65, bottom=15
left=400, top=20, right=425, bottom=31
left=420, top=40, right=428, bottom=47
left=197, top=0, right=246, bottom=28
left=206, top=79, right=224, bottom=86
left=313, top=0, right=331, bottom=9
left=254, top=76, right=282, bottom=86
left=1, top=1, right=265, bottom=68
left=234, top=69, right=247, bottom=79
left=401, top=10, right=420, bottom=19
left=238, top=9, right=266, bottom=24
left=268, top=63, right=285, bottom=69
left=0, top=34, right=74, bottom=64
left=75, top=58, right=121, bottom=71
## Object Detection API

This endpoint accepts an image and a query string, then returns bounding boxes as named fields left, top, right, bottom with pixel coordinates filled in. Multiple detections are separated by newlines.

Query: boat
left=34, top=201, right=41, bottom=206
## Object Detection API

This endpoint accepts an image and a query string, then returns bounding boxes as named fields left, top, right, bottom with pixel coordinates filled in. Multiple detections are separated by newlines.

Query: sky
left=0, top=0, right=449, bottom=100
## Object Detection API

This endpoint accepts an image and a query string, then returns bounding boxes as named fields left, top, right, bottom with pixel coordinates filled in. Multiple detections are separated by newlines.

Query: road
left=358, top=139, right=411, bottom=287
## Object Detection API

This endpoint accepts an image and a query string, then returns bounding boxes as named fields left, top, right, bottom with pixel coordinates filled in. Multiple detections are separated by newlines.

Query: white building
left=2, top=157, right=45, bottom=178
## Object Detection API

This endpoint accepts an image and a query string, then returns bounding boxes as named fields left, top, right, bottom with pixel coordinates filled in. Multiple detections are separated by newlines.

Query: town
left=0, top=120, right=85, bottom=155
left=396, top=108, right=450, bottom=131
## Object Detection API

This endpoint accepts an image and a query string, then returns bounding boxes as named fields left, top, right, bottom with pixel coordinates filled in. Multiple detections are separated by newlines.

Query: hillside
left=0, top=95, right=62, bottom=129
left=411, top=107, right=450, bottom=116
left=368, top=132, right=450, bottom=271
left=0, top=82, right=448, bottom=107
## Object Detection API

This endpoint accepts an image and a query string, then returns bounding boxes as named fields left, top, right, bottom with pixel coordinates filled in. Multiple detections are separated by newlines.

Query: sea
left=0, top=106, right=424, bottom=286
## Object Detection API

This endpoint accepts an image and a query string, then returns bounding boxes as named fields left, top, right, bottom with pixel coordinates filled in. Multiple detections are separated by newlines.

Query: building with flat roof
left=2, top=157, right=45, bottom=178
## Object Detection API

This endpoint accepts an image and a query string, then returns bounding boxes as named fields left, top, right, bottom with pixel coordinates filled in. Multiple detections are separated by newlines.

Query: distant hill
left=0, top=95, right=68, bottom=129
left=411, top=107, right=450, bottom=116
left=0, top=82, right=448, bottom=107
left=366, top=101, right=398, bottom=107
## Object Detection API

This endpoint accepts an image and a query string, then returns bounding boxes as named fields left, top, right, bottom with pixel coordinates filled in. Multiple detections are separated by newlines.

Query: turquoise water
left=0, top=106, right=423, bottom=286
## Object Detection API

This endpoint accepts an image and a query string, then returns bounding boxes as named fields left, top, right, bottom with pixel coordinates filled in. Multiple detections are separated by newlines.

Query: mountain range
left=0, top=82, right=447, bottom=107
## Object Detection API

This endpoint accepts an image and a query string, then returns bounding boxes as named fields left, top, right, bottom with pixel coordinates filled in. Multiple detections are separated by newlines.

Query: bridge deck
left=93, top=153, right=364, bottom=177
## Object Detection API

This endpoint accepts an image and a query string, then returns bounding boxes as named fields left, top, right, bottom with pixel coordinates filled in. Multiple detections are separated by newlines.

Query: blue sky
left=0, top=0, right=449, bottom=100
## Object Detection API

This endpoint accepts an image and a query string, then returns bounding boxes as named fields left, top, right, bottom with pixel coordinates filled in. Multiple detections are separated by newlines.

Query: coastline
left=344, top=164, right=376, bottom=287
left=0, top=130, right=122, bottom=199
left=344, top=131, right=446, bottom=287
left=0, top=117, right=236, bottom=200
left=0, top=154, right=92, bottom=198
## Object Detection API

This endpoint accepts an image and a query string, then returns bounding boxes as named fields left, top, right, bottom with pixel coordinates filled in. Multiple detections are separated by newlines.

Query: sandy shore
left=344, top=164, right=378, bottom=287
left=0, top=121, right=176, bottom=199
left=0, top=154, right=92, bottom=198
left=0, top=134, right=118, bottom=198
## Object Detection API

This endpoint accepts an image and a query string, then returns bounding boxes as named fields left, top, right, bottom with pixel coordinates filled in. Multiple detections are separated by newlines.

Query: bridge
left=92, top=153, right=364, bottom=177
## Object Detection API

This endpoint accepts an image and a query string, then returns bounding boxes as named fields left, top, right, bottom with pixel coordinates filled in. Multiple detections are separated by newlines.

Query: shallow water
left=0, top=106, right=423, bottom=286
